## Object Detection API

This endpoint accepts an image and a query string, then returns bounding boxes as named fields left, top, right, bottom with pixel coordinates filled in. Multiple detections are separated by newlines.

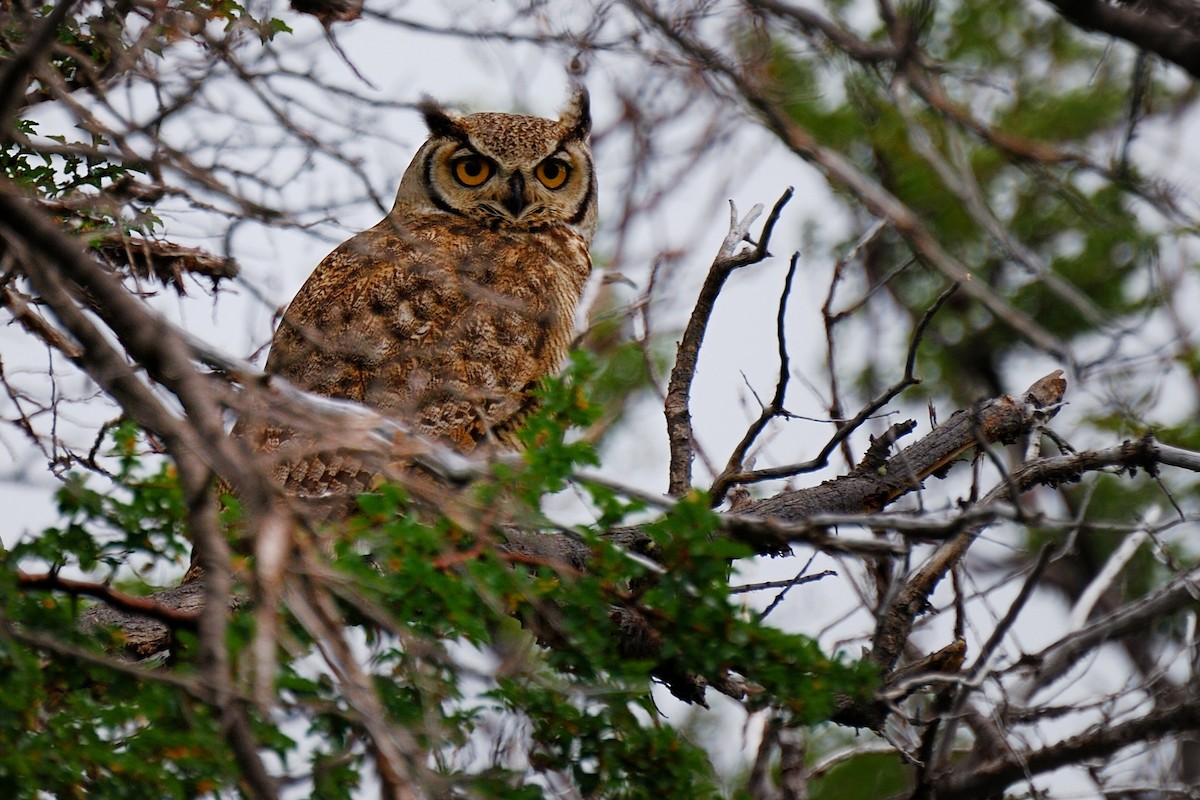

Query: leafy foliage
left=1, top=358, right=873, bottom=798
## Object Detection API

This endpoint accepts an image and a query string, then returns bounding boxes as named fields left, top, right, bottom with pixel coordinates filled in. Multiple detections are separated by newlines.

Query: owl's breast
left=269, top=215, right=592, bottom=452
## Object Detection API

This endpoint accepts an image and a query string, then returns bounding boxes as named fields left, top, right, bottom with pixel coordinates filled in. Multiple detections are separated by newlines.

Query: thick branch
left=20, top=571, right=201, bottom=631
left=741, top=371, right=1066, bottom=523
left=1044, top=0, right=1200, bottom=79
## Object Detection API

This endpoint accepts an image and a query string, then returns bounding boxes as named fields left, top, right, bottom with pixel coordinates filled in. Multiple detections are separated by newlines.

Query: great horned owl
left=244, top=89, right=597, bottom=510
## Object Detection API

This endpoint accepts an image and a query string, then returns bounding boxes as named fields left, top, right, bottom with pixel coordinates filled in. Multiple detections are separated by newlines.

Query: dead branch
left=741, top=371, right=1067, bottom=524
left=92, top=233, right=239, bottom=294
left=664, top=187, right=793, bottom=496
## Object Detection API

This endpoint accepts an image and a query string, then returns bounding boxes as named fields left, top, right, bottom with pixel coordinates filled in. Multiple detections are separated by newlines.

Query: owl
left=244, top=88, right=597, bottom=511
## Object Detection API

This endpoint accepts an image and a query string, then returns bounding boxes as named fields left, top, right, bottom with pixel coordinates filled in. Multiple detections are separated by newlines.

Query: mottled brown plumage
left=243, top=89, right=597, bottom=509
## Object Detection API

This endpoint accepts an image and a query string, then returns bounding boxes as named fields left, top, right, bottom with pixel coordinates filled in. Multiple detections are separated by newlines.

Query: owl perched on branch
left=245, top=88, right=597, bottom=509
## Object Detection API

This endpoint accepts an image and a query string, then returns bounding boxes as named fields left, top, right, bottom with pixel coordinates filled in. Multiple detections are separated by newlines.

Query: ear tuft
left=559, top=85, right=591, bottom=140
left=418, top=97, right=464, bottom=139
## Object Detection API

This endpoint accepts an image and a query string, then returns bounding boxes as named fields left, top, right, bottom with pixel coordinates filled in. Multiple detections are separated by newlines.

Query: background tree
left=3, top=1, right=1200, bottom=798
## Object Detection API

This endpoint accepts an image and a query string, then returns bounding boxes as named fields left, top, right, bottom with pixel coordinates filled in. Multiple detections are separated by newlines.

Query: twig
left=0, top=179, right=281, bottom=800
left=730, top=570, right=837, bottom=594
left=748, top=0, right=899, bottom=62
left=710, top=251, right=801, bottom=503
left=91, top=233, right=239, bottom=294
left=759, top=551, right=821, bottom=619
left=722, top=282, right=958, bottom=488
left=664, top=187, right=793, bottom=496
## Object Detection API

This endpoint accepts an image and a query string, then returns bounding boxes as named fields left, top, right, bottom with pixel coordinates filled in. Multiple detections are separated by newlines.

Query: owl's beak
left=503, top=172, right=527, bottom=218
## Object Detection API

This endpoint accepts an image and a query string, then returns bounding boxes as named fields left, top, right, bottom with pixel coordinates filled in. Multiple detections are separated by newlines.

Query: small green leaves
left=10, top=423, right=188, bottom=573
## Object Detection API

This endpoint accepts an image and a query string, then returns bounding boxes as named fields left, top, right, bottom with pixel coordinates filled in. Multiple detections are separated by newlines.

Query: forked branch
left=664, top=187, right=793, bottom=497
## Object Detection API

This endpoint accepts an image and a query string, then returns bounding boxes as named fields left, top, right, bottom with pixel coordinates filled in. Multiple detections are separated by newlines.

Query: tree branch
left=1043, top=0, right=1200, bottom=79
left=19, top=571, right=201, bottom=631
left=918, top=694, right=1200, bottom=800
left=664, top=187, right=793, bottom=496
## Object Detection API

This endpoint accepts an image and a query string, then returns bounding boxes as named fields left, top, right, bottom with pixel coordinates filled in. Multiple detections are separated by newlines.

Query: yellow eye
left=535, top=158, right=570, bottom=190
left=453, top=156, right=493, bottom=187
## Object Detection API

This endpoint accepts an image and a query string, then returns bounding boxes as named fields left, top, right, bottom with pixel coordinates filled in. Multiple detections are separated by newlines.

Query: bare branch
left=710, top=251, right=801, bottom=503
left=664, top=187, right=793, bottom=496
left=723, top=282, right=957, bottom=489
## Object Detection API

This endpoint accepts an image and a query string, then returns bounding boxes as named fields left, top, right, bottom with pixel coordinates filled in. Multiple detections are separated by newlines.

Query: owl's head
left=393, top=88, right=596, bottom=240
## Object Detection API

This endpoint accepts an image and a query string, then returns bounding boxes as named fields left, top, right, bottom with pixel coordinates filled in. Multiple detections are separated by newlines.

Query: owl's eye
left=534, top=158, right=570, bottom=190
left=453, top=156, right=494, bottom=187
